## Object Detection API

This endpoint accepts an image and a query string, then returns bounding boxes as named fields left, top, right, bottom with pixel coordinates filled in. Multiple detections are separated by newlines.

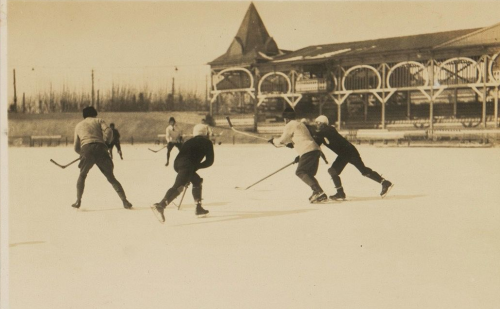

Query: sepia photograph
left=1, top=0, right=500, bottom=308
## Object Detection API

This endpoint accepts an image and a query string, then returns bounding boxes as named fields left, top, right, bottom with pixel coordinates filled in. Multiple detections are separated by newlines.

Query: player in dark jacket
left=107, top=123, right=123, bottom=160
left=312, top=115, right=393, bottom=199
left=152, top=124, right=214, bottom=222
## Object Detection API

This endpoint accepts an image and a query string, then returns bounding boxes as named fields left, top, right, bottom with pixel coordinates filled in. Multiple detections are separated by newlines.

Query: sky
left=5, top=0, right=500, bottom=96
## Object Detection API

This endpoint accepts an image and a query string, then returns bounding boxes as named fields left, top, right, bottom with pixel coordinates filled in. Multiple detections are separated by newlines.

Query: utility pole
left=205, top=75, right=208, bottom=112
left=13, top=69, right=17, bottom=112
left=172, top=77, right=175, bottom=110
left=91, top=69, right=95, bottom=107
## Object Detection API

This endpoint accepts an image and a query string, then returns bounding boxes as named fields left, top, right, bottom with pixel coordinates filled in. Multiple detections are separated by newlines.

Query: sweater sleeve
left=273, top=121, right=294, bottom=146
left=198, top=141, right=214, bottom=169
left=74, top=132, right=81, bottom=154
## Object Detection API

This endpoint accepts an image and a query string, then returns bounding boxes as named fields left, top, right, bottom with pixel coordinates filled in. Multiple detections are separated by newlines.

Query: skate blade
left=381, top=184, right=395, bottom=199
left=150, top=205, right=165, bottom=223
left=196, top=213, right=209, bottom=218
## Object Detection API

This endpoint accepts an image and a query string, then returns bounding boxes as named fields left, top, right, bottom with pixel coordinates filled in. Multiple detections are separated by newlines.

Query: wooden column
left=364, top=93, right=368, bottom=122
left=453, top=88, right=458, bottom=117
left=495, top=86, right=499, bottom=128
left=482, top=58, right=488, bottom=128
left=381, top=66, right=386, bottom=129
left=337, top=94, right=342, bottom=130
left=407, top=90, right=411, bottom=118
left=429, top=59, right=435, bottom=136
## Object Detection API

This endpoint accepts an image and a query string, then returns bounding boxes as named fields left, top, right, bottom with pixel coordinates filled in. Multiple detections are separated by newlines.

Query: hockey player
left=72, top=106, right=132, bottom=209
left=107, top=123, right=123, bottom=160
left=152, top=124, right=214, bottom=222
left=165, top=117, right=183, bottom=166
left=269, top=107, right=327, bottom=203
left=313, top=115, right=393, bottom=199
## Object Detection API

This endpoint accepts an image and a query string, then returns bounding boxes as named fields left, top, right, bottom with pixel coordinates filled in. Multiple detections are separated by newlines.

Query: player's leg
left=108, top=143, right=114, bottom=159
left=116, top=142, right=123, bottom=160
left=349, top=156, right=393, bottom=197
left=190, top=174, right=208, bottom=216
left=328, top=157, right=348, bottom=200
left=73, top=145, right=97, bottom=208
left=159, top=166, right=193, bottom=208
left=165, top=142, right=175, bottom=166
left=95, top=144, right=132, bottom=209
left=296, top=150, right=327, bottom=203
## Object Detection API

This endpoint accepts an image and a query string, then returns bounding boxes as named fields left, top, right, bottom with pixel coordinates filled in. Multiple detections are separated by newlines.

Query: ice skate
left=380, top=180, right=394, bottom=198
left=123, top=199, right=133, bottom=209
left=71, top=200, right=81, bottom=209
left=309, top=191, right=327, bottom=203
left=195, top=203, right=209, bottom=217
left=329, top=192, right=346, bottom=201
left=151, top=203, right=166, bottom=223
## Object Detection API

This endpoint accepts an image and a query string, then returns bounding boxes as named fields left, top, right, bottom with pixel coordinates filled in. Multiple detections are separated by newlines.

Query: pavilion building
left=209, top=3, right=500, bottom=135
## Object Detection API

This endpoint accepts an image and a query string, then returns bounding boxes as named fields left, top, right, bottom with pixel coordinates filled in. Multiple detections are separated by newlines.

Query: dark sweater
left=174, top=136, right=214, bottom=170
left=309, top=125, right=358, bottom=157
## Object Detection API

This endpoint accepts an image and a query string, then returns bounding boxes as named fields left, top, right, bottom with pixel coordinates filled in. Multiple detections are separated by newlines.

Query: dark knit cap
left=82, top=106, right=98, bottom=119
left=282, top=106, right=296, bottom=119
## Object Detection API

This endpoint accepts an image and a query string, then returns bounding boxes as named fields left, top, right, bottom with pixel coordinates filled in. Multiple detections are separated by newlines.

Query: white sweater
left=272, top=120, right=319, bottom=155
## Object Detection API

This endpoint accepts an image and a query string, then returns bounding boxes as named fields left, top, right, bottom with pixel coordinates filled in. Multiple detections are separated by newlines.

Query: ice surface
left=7, top=144, right=500, bottom=309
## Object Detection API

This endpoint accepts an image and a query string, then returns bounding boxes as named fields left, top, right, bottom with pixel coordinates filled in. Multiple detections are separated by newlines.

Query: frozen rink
left=7, top=144, right=500, bottom=309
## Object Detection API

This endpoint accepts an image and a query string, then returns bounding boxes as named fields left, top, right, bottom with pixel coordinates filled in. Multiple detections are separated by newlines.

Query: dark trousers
left=166, top=142, right=182, bottom=163
left=295, top=150, right=323, bottom=192
left=328, top=154, right=383, bottom=189
left=108, top=141, right=122, bottom=157
left=76, top=143, right=126, bottom=201
left=161, top=159, right=203, bottom=206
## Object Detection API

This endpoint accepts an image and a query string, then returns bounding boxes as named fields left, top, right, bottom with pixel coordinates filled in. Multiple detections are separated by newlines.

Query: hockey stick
left=148, top=145, right=167, bottom=153
left=235, top=160, right=296, bottom=190
left=50, top=157, right=80, bottom=169
left=226, top=116, right=269, bottom=141
left=173, top=183, right=189, bottom=210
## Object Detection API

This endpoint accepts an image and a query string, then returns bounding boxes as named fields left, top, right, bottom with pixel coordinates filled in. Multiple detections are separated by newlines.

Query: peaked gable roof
left=209, top=2, right=281, bottom=67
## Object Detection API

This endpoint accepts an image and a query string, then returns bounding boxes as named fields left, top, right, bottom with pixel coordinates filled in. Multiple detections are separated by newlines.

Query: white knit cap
left=315, top=115, right=329, bottom=125
left=193, top=124, right=209, bottom=137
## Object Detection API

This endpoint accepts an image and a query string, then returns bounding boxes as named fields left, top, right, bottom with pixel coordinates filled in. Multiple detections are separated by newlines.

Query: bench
left=30, top=135, right=63, bottom=147
left=355, top=130, right=406, bottom=145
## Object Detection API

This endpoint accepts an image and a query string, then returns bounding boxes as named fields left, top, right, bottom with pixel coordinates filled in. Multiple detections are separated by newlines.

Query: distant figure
left=152, top=124, right=214, bottom=222
left=72, top=106, right=132, bottom=210
left=312, top=115, right=393, bottom=200
left=107, top=123, right=123, bottom=160
left=165, top=117, right=183, bottom=166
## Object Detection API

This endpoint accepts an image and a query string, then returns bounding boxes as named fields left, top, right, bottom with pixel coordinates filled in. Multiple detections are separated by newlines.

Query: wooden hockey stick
left=148, top=145, right=167, bottom=153
left=235, top=160, right=296, bottom=190
left=50, top=157, right=80, bottom=169
left=173, top=183, right=189, bottom=210
left=226, top=116, right=270, bottom=141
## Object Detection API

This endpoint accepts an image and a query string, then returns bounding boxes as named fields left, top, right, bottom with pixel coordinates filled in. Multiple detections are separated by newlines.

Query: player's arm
left=165, top=126, right=172, bottom=143
left=198, top=142, right=214, bottom=169
left=74, top=133, right=81, bottom=154
left=272, top=122, right=293, bottom=146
